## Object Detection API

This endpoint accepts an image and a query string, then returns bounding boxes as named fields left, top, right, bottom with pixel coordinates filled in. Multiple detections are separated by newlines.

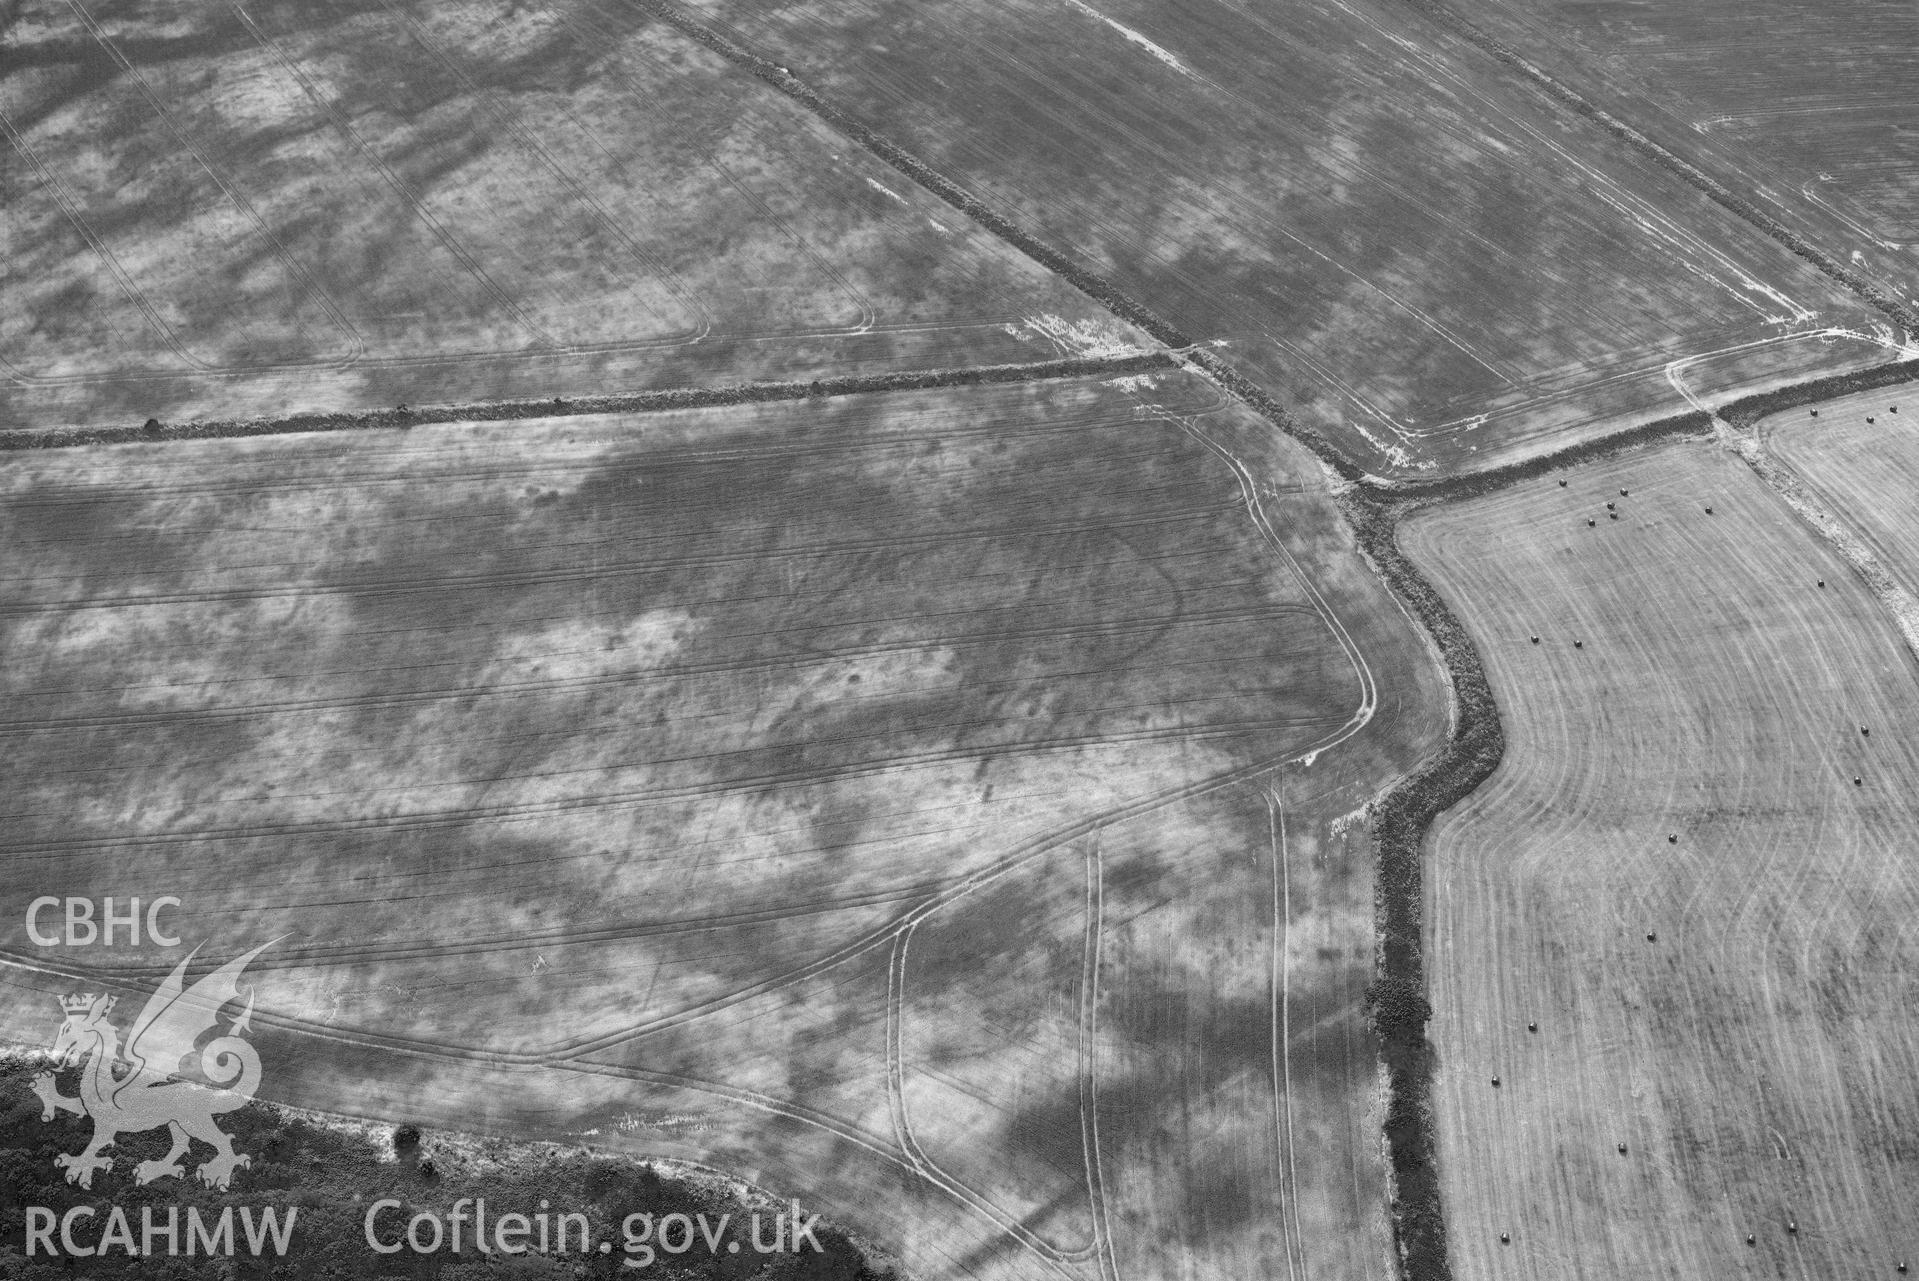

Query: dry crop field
left=1405, top=439, right=1919, bottom=1279
left=1458, top=0, right=1919, bottom=291
left=1766, top=390, right=1919, bottom=602
left=0, top=372, right=1445, bottom=1279
left=0, top=0, right=1142, bottom=429
left=9, top=0, right=1919, bottom=1276
left=679, top=0, right=1886, bottom=474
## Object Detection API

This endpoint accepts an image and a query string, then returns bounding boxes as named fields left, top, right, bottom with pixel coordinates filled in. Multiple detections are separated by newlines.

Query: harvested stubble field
left=0, top=0, right=1141, bottom=429
left=1766, top=391, right=1919, bottom=605
left=0, top=372, right=1445, bottom=1279
left=1454, top=0, right=1919, bottom=287
left=1404, top=439, right=1919, bottom=1279
left=678, top=0, right=1881, bottom=475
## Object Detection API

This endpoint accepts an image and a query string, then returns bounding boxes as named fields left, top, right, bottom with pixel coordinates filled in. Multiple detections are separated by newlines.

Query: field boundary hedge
left=1719, top=355, right=1919, bottom=428
left=636, top=0, right=1196, bottom=353
left=0, top=352, right=1176, bottom=450
left=10, top=3, right=1919, bottom=1270
left=1338, top=402, right=1721, bottom=1279
left=1339, top=357, right=1919, bottom=1278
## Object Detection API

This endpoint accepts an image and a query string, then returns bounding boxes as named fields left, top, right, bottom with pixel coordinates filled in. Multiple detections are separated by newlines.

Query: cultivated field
left=679, top=0, right=1882, bottom=474
left=0, top=0, right=1141, bottom=429
left=0, top=372, right=1446, bottom=1279
left=1459, top=0, right=1919, bottom=289
left=1405, top=440, right=1919, bottom=1279
left=1767, top=389, right=1919, bottom=605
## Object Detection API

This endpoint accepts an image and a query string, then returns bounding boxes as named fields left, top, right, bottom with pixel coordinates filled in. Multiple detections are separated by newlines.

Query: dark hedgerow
left=1719, top=356, right=1919, bottom=428
left=1339, top=490, right=1503, bottom=1281
left=2, top=352, right=1177, bottom=452
left=0, top=1056, right=894, bottom=1281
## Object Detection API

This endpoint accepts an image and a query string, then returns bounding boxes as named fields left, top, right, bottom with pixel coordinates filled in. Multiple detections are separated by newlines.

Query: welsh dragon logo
left=31, top=940, right=275, bottom=1190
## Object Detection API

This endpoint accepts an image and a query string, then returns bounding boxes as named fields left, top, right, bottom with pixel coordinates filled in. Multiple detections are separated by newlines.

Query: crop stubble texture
left=0, top=0, right=1142, bottom=428
left=1768, top=391, right=1919, bottom=610
left=675, top=0, right=1880, bottom=475
left=1437, top=0, right=1919, bottom=285
left=1405, top=439, right=1919, bottom=1280
left=0, top=372, right=1447, bottom=1280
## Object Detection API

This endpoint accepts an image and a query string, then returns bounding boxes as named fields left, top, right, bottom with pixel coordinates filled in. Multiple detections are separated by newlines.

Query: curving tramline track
left=8, top=0, right=1919, bottom=1277
left=0, top=373, right=1444, bottom=1280
left=0, top=387, right=1381, bottom=1036
left=0, top=695, right=1373, bottom=1280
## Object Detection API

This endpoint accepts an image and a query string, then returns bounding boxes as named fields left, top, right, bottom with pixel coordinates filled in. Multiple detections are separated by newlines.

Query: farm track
left=0, top=498, right=1244, bottom=615
left=5, top=185, right=1915, bottom=1281
left=1397, top=0, right=1919, bottom=339
left=0, top=690, right=1370, bottom=1281
left=0, top=601, right=1311, bottom=738
left=655, top=0, right=1898, bottom=477
left=11, top=6, right=1919, bottom=1275
left=0, top=372, right=1408, bottom=1279
left=0, top=702, right=1347, bottom=860
left=0, top=104, right=216, bottom=377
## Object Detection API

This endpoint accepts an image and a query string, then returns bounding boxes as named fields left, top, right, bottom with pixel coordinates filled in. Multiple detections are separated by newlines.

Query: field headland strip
left=10, top=230, right=1917, bottom=1281
left=1716, top=354, right=1919, bottom=430
left=1335, top=351, right=1919, bottom=1280
left=11, top=3, right=1919, bottom=1269
left=0, top=351, right=1175, bottom=450
left=1398, top=0, right=1919, bottom=338
left=1715, top=360, right=1919, bottom=668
